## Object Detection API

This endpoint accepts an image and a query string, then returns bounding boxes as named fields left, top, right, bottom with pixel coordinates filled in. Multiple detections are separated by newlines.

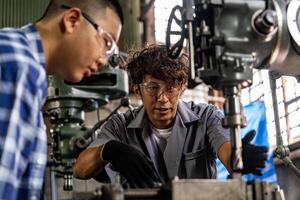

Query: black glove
left=102, top=140, right=160, bottom=188
left=242, top=130, right=269, bottom=175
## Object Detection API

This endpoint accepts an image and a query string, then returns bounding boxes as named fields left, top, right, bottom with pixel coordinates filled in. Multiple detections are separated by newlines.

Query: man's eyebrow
left=144, top=81, right=159, bottom=84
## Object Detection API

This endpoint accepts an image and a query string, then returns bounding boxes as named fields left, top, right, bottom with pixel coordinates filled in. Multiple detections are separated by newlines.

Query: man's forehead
left=143, top=75, right=166, bottom=84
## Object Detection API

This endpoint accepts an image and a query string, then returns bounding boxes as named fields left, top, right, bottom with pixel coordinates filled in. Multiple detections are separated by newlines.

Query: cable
left=74, top=97, right=134, bottom=150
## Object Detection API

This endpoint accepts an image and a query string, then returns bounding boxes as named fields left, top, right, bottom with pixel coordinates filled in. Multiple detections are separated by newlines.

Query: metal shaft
left=222, top=85, right=246, bottom=173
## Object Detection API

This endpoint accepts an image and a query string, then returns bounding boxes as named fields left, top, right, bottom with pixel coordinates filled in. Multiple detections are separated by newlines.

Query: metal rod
left=269, top=77, right=283, bottom=145
left=50, top=171, right=58, bottom=200
left=281, top=77, right=292, bottom=144
left=282, top=157, right=300, bottom=178
left=269, top=74, right=300, bottom=179
left=188, top=22, right=195, bottom=80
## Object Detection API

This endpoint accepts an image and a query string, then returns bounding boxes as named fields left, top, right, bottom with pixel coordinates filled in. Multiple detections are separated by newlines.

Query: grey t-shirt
left=89, top=100, right=230, bottom=182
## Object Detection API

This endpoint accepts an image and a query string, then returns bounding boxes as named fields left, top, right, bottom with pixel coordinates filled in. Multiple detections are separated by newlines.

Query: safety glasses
left=61, top=4, right=117, bottom=56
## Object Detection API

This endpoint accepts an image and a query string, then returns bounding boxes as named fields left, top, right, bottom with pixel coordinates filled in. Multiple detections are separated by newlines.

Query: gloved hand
left=242, top=130, right=269, bottom=175
left=101, top=140, right=160, bottom=188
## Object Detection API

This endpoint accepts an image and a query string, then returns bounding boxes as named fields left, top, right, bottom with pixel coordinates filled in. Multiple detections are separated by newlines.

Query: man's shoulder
left=181, top=101, right=224, bottom=119
left=104, top=106, right=144, bottom=131
left=0, top=24, right=38, bottom=59
left=0, top=26, right=24, bottom=35
left=183, top=101, right=219, bottom=112
left=111, top=106, right=141, bottom=124
left=0, top=26, right=28, bottom=48
left=0, top=25, right=46, bottom=82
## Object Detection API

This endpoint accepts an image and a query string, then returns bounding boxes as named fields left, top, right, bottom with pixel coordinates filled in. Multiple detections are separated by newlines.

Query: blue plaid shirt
left=0, top=24, right=47, bottom=200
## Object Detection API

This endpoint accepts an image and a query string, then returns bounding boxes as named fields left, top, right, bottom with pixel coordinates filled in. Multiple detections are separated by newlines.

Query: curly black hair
left=126, top=45, right=189, bottom=86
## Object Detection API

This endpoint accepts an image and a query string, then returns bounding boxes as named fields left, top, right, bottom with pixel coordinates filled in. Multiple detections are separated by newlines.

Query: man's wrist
left=98, top=143, right=107, bottom=162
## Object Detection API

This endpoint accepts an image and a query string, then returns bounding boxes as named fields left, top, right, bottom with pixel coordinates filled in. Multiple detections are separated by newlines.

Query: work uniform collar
left=127, top=106, right=148, bottom=128
left=176, top=100, right=200, bottom=124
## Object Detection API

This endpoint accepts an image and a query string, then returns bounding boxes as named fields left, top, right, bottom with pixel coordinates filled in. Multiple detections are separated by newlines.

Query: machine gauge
left=287, top=0, right=300, bottom=47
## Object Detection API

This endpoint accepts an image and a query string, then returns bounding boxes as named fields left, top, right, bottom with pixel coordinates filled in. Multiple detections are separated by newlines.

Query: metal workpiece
left=101, top=186, right=167, bottom=200
left=148, top=179, right=284, bottom=200
left=73, top=179, right=284, bottom=200
left=171, top=179, right=245, bottom=200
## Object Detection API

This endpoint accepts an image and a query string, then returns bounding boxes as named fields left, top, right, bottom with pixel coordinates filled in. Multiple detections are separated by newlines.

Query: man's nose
left=96, top=56, right=107, bottom=70
left=156, top=88, right=169, bottom=102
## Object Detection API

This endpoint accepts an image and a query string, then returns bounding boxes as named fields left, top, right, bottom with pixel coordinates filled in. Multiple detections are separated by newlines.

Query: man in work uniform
left=74, top=45, right=268, bottom=188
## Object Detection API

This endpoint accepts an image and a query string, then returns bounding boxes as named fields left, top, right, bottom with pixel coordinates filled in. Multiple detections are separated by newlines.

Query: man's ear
left=132, top=85, right=141, bottom=98
left=61, top=8, right=82, bottom=33
left=179, top=83, right=187, bottom=96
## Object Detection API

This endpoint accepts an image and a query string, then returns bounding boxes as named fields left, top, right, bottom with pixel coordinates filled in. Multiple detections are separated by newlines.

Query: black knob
left=254, top=10, right=278, bottom=35
left=83, top=99, right=99, bottom=112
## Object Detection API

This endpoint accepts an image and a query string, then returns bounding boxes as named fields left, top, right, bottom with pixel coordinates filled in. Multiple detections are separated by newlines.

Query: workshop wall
left=0, top=0, right=49, bottom=28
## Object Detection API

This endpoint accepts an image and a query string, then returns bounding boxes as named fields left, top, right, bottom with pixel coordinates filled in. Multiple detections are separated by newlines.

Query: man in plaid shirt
left=0, top=0, right=123, bottom=199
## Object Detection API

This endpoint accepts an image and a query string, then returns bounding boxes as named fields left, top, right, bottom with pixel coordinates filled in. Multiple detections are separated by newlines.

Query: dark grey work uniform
left=90, top=100, right=230, bottom=183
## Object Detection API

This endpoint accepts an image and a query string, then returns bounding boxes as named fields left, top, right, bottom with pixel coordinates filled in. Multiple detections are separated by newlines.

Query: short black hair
left=40, top=0, right=124, bottom=25
left=108, top=0, right=123, bottom=25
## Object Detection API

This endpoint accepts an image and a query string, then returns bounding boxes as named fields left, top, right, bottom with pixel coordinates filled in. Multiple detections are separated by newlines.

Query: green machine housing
left=44, top=66, right=128, bottom=190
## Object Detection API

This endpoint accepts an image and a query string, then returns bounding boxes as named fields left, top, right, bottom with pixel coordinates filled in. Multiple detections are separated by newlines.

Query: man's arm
left=217, top=141, right=233, bottom=173
left=74, top=145, right=107, bottom=179
left=74, top=140, right=160, bottom=188
left=0, top=54, right=48, bottom=198
left=217, top=131, right=268, bottom=176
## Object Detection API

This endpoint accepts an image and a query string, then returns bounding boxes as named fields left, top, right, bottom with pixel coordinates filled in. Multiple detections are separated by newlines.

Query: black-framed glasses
left=61, top=4, right=117, bottom=56
left=139, top=82, right=180, bottom=98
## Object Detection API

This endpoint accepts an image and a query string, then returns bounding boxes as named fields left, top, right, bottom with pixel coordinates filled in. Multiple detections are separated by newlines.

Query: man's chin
left=154, top=121, right=173, bottom=129
left=64, top=75, right=84, bottom=83
left=154, top=116, right=173, bottom=124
